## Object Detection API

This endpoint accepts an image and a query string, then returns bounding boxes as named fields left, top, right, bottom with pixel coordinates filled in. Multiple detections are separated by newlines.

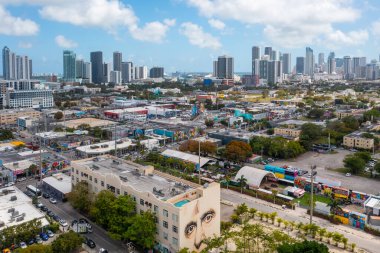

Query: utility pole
left=328, top=132, right=331, bottom=150
left=114, top=124, right=117, bottom=157
left=310, top=165, right=316, bottom=225
left=39, top=136, right=43, bottom=185
left=198, top=140, right=201, bottom=185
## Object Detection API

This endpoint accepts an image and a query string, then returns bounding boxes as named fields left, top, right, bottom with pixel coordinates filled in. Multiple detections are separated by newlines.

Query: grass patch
left=328, top=167, right=350, bottom=173
left=295, top=192, right=332, bottom=207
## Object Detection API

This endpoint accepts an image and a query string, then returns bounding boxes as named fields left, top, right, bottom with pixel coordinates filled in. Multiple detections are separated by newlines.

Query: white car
left=345, top=173, right=352, bottom=177
left=59, top=219, right=68, bottom=227
left=49, top=198, right=57, bottom=204
left=20, top=242, right=27, bottom=249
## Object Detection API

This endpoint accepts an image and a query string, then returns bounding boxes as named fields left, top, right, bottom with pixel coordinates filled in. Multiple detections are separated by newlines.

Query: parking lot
left=271, top=150, right=380, bottom=194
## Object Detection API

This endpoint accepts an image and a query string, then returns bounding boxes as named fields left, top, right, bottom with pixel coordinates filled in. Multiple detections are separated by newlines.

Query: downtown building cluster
left=1, top=46, right=53, bottom=109
left=63, top=50, right=164, bottom=84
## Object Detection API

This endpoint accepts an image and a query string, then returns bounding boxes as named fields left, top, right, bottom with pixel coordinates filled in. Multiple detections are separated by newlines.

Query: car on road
left=42, top=192, right=50, bottom=199
left=79, top=218, right=88, bottom=224
left=41, top=206, right=48, bottom=212
left=59, top=219, right=68, bottom=227
left=40, top=233, right=49, bottom=241
left=85, top=237, right=96, bottom=248
left=49, top=198, right=57, bottom=204
left=5, top=182, right=15, bottom=187
left=345, top=173, right=352, bottom=177
left=53, top=215, right=60, bottom=222
left=47, top=230, right=55, bottom=238
left=20, top=242, right=27, bottom=249
left=35, top=202, right=43, bottom=208
left=47, top=210, right=55, bottom=217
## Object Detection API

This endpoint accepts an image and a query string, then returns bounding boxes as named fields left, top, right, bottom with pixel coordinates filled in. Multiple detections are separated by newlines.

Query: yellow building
left=0, top=108, right=41, bottom=125
left=274, top=126, right=301, bottom=140
left=71, top=156, right=221, bottom=252
left=343, top=132, right=374, bottom=150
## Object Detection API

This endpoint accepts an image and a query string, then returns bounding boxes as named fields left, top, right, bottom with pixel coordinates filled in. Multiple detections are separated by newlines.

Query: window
left=172, top=214, right=178, bottom=222
left=140, top=199, right=144, bottom=205
left=163, top=221, right=168, bottom=228
left=71, top=175, right=74, bottom=180
left=80, top=172, right=83, bottom=177
left=101, top=181, right=104, bottom=187
left=116, top=189, right=120, bottom=195
left=163, top=209, right=168, bottom=217
left=163, top=232, right=168, bottom=240
left=94, top=178, right=98, bottom=184
left=154, top=205, right=159, bottom=213
left=124, top=191, right=128, bottom=196
left=172, top=226, right=178, bottom=233
left=76, top=170, right=78, bottom=174
left=89, top=176, right=92, bottom=181
left=71, top=168, right=74, bottom=172
left=172, top=237, right=178, bottom=246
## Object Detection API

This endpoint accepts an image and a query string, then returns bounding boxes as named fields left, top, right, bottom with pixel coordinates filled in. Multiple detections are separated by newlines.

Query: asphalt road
left=221, top=189, right=380, bottom=253
left=16, top=179, right=127, bottom=253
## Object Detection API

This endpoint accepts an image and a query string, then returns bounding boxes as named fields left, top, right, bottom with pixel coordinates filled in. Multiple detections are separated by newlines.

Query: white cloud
left=0, top=0, right=174, bottom=43
left=18, top=42, right=33, bottom=48
left=325, top=29, right=368, bottom=46
left=208, top=19, right=225, bottom=30
left=129, top=19, right=176, bottom=43
left=180, top=22, right=221, bottom=50
left=55, top=35, right=78, bottom=48
left=186, top=0, right=362, bottom=47
left=371, top=20, right=380, bottom=37
left=0, top=5, right=39, bottom=36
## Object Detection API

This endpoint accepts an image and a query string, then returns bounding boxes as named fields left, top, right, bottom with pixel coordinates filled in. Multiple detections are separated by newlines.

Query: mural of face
left=184, top=200, right=217, bottom=250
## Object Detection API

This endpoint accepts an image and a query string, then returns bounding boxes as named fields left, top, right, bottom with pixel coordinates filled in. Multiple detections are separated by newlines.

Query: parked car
left=85, top=237, right=96, bottom=248
left=47, top=230, right=55, bottom=238
left=41, top=206, right=48, bottom=212
left=42, top=192, right=50, bottom=199
left=20, top=242, right=27, bottom=249
left=47, top=211, right=55, bottom=217
left=59, top=219, right=68, bottom=227
left=345, top=173, right=352, bottom=177
left=49, top=198, right=57, bottom=204
left=27, top=238, right=35, bottom=245
left=40, top=233, right=49, bottom=241
left=99, top=249, right=108, bottom=253
left=53, top=215, right=60, bottom=222
left=35, top=236, right=43, bottom=244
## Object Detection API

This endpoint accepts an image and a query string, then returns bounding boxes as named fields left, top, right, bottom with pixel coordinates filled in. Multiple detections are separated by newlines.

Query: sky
left=1, top=0, right=380, bottom=74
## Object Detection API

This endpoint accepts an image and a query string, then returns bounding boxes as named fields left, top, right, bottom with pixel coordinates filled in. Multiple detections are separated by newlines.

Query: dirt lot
left=271, top=150, right=380, bottom=195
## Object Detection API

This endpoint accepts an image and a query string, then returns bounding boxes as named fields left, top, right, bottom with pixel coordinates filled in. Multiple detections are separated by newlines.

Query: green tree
left=354, top=151, right=371, bottom=163
left=307, top=108, right=325, bottom=119
left=108, top=195, right=136, bottom=240
left=90, top=190, right=117, bottom=228
left=363, top=108, right=380, bottom=122
left=54, top=111, right=63, bottom=120
left=225, top=141, right=252, bottom=163
left=300, top=123, right=323, bottom=150
left=277, top=240, right=329, bottom=253
left=0, top=129, right=14, bottom=141
left=343, top=155, right=365, bottom=175
left=237, top=175, right=247, bottom=194
left=125, top=212, right=156, bottom=249
left=342, top=116, right=360, bottom=130
left=68, top=181, right=93, bottom=214
left=205, top=119, right=214, bottom=128
left=51, top=231, right=83, bottom=253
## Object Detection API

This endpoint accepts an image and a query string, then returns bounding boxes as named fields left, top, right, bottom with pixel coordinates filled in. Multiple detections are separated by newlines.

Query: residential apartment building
left=71, top=156, right=221, bottom=253
left=343, top=132, right=375, bottom=150
left=274, top=127, right=301, bottom=140
left=0, top=108, right=41, bottom=125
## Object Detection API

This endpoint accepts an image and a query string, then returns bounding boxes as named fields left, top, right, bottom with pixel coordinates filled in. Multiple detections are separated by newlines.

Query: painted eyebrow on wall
left=200, top=209, right=215, bottom=221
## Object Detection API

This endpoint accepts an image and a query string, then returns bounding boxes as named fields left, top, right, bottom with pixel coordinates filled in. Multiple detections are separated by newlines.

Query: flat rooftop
left=0, top=186, right=49, bottom=230
left=59, top=118, right=115, bottom=128
left=43, top=173, right=72, bottom=194
left=73, top=157, right=198, bottom=201
left=76, top=138, right=135, bottom=154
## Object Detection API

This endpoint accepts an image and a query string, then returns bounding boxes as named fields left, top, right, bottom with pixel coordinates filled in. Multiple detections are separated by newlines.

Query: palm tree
left=271, top=189, right=278, bottom=204
left=288, top=221, right=295, bottom=231
left=225, top=175, right=231, bottom=189
left=333, top=232, right=342, bottom=247
left=258, top=212, right=264, bottom=221
left=351, top=243, right=356, bottom=252
left=342, top=237, right=348, bottom=249
left=249, top=208, right=257, bottom=220
left=283, top=220, right=289, bottom=230
left=277, top=217, right=283, bottom=227
left=326, top=232, right=334, bottom=245
left=269, top=212, right=277, bottom=224
left=318, top=228, right=327, bottom=241
left=237, top=175, right=248, bottom=194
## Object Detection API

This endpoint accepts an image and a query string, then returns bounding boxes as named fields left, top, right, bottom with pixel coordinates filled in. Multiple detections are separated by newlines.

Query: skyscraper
left=2, top=46, right=11, bottom=80
left=63, top=50, right=76, bottom=82
left=113, top=51, right=122, bottom=71
left=282, top=53, right=291, bottom=74
left=83, top=62, right=92, bottom=83
left=268, top=61, right=278, bottom=84
left=90, top=51, right=103, bottom=84
left=327, top=52, right=336, bottom=74
left=150, top=67, right=164, bottom=78
left=259, top=59, right=268, bottom=79
left=103, top=62, right=112, bottom=83
left=296, top=57, right=305, bottom=74
left=213, top=60, right=218, bottom=77
left=318, top=53, right=325, bottom=66
left=134, top=66, right=140, bottom=80
left=252, top=46, right=260, bottom=76
left=139, top=66, right=148, bottom=79
left=271, top=50, right=277, bottom=61
left=75, top=59, right=84, bottom=78
left=264, top=47, right=272, bottom=59
left=122, top=62, right=134, bottom=83
left=216, top=55, right=234, bottom=79
left=343, top=56, right=352, bottom=80
left=305, top=47, right=314, bottom=76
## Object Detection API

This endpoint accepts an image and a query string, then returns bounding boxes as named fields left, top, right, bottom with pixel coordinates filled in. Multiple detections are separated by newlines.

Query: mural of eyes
left=201, top=210, right=215, bottom=224
left=185, top=221, right=197, bottom=238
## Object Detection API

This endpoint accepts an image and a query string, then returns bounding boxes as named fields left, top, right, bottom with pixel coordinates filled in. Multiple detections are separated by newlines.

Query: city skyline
left=1, top=0, right=380, bottom=74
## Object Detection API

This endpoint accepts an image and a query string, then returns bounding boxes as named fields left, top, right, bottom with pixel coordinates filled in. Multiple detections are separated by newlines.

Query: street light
left=310, top=165, right=316, bottom=225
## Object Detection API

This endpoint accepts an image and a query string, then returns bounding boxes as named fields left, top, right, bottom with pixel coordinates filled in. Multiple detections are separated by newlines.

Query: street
left=221, top=189, right=380, bottom=253
left=16, top=179, right=127, bottom=253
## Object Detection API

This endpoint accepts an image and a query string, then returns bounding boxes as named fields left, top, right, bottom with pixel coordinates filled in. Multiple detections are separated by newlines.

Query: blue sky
left=1, top=0, right=380, bottom=74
